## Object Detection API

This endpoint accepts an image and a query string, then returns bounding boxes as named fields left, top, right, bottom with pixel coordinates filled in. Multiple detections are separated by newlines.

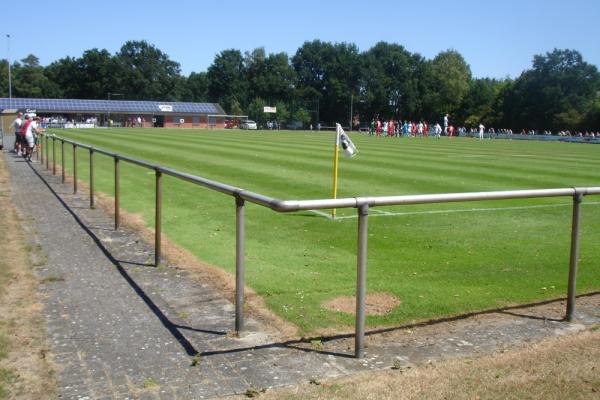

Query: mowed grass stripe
left=49, top=129, right=600, bottom=334
left=62, top=130, right=341, bottom=194
left=63, top=130, right=599, bottom=192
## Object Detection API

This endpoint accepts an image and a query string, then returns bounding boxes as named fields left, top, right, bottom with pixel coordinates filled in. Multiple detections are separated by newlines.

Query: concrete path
left=3, top=142, right=599, bottom=399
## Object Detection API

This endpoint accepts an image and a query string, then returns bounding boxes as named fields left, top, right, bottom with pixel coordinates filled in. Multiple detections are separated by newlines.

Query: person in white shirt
left=443, top=114, right=449, bottom=134
left=434, top=123, right=442, bottom=139
left=24, top=116, right=43, bottom=161
left=478, top=123, right=485, bottom=140
left=12, top=112, right=24, bottom=155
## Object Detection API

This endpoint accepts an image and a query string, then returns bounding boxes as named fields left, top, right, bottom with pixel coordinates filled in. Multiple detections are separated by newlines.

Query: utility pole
left=350, top=94, right=353, bottom=131
left=6, top=34, right=12, bottom=108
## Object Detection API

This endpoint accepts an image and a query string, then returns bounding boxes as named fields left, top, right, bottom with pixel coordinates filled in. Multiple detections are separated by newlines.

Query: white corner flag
left=331, top=123, right=358, bottom=218
left=336, top=123, right=358, bottom=158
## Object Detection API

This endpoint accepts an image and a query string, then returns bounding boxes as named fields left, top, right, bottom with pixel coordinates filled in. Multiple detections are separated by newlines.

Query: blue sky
left=3, top=0, right=599, bottom=79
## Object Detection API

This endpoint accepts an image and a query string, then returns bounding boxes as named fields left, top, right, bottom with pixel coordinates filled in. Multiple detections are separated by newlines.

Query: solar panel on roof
left=0, top=98, right=222, bottom=115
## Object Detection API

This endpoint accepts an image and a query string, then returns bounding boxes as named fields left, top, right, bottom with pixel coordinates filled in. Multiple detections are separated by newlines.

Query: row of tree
left=1, top=40, right=599, bottom=131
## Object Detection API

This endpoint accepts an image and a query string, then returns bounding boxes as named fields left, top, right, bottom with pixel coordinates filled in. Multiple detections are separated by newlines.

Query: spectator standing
left=478, top=123, right=485, bottom=140
left=12, top=112, right=24, bottom=155
left=443, top=114, right=449, bottom=135
left=20, top=115, right=33, bottom=159
left=24, top=116, right=43, bottom=161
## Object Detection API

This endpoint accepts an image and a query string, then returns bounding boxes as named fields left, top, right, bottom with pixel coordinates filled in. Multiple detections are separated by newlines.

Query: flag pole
left=332, top=128, right=340, bottom=219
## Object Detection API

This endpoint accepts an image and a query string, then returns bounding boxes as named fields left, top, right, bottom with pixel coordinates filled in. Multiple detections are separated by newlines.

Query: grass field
left=43, top=128, right=600, bottom=335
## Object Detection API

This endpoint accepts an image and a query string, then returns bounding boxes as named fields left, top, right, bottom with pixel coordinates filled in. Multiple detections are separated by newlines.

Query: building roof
left=0, top=98, right=225, bottom=115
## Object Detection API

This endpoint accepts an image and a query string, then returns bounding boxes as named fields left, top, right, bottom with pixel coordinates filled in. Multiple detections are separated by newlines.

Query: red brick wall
left=163, top=115, right=225, bottom=129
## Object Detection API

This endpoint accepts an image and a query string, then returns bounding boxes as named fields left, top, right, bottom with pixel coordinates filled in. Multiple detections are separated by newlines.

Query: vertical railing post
left=235, top=196, right=246, bottom=333
left=45, top=135, right=49, bottom=170
left=40, top=133, right=44, bottom=164
left=114, top=157, right=120, bottom=230
left=52, top=136, right=56, bottom=175
left=61, top=140, right=65, bottom=183
left=566, top=192, right=583, bottom=321
left=37, top=133, right=41, bottom=162
left=89, top=149, right=95, bottom=209
left=155, top=169, right=162, bottom=266
left=355, top=203, right=369, bottom=358
left=73, top=144, right=78, bottom=194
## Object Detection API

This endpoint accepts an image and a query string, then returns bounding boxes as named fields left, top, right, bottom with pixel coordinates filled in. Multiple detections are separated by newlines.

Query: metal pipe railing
left=45, top=135, right=49, bottom=170
left=566, top=193, right=583, bottom=321
left=355, top=204, right=369, bottom=358
left=72, top=143, right=77, bottom=194
left=61, top=140, right=65, bottom=183
left=40, top=133, right=600, bottom=358
left=114, top=157, right=120, bottom=230
left=235, top=196, right=245, bottom=332
left=89, top=149, right=95, bottom=209
left=155, top=169, right=162, bottom=267
left=52, top=136, right=56, bottom=176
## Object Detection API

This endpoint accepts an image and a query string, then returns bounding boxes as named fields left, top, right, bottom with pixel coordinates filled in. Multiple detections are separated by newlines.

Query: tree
left=459, top=78, right=507, bottom=128
left=0, top=60, right=9, bottom=97
left=45, top=56, right=82, bottom=98
left=79, top=49, right=121, bottom=99
left=207, top=49, right=247, bottom=112
left=582, top=98, right=600, bottom=130
left=186, top=72, right=209, bottom=102
left=12, top=55, right=61, bottom=98
left=502, top=49, right=600, bottom=131
left=359, top=42, right=426, bottom=122
left=244, top=48, right=296, bottom=104
left=292, top=107, right=312, bottom=128
left=421, top=50, right=472, bottom=121
left=247, top=97, right=268, bottom=126
left=229, top=99, right=244, bottom=116
left=292, top=40, right=361, bottom=124
left=116, top=40, right=183, bottom=100
left=274, top=101, right=290, bottom=126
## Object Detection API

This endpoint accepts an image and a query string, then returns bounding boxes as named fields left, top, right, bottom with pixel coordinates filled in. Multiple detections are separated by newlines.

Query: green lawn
left=43, top=128, right=600, bottom=334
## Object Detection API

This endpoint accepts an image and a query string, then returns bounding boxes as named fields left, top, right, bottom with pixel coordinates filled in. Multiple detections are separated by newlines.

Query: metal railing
left=39, top=133, right=600, bottom=358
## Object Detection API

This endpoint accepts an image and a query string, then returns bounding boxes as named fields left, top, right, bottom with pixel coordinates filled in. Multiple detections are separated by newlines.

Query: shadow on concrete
left=197, top=291, right=599, bottom=359
left=28, top=161, right=201, bottom=357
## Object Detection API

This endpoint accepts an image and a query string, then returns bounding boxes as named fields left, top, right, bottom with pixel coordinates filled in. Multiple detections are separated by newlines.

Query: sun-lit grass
left=44, top=128, right=600, bottom=334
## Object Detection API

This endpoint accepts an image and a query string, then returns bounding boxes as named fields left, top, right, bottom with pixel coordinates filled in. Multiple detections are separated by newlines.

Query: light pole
left=6, top=34, right=12, bottom=108
left=349, top=94, right=353, bottom=131
left=107, top=92, right=123, bottom=127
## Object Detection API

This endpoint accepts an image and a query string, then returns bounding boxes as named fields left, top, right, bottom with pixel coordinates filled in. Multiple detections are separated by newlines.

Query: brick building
left=0, top=98, right=242, bottom=130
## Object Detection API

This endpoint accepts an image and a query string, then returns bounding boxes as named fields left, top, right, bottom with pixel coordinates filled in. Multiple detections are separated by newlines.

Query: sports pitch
left=46, top=128, right=600, bottom=334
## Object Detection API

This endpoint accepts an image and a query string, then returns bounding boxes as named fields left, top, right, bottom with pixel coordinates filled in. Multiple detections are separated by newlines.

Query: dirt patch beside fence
left=322, top=292, right=401, bottom=316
